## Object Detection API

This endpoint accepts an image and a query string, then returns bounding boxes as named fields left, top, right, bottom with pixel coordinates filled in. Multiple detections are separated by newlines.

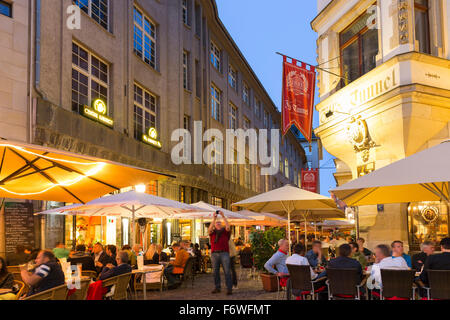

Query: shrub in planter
left=249, top=227, right=286, bottom=292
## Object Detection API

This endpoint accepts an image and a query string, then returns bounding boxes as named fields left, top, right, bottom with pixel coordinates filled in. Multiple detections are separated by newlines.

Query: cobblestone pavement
left=135, top=271, right=280, bottom=301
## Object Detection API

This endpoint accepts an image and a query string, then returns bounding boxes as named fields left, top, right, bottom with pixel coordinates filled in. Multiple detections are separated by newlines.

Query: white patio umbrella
left=236, top=210, right=288, bottom=226
left=35, top=203, right=83, bottom=215
left=45, top=191, right=209, bottom=246
left=331, top=140, right=450, bottom=206
left=171, top=201, right=253, bottom=220
left=233, top=185, right=344, bottom=252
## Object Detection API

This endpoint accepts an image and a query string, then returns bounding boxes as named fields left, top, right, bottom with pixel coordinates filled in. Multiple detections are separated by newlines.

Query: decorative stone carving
left=398, top=0, right=409, bottom=44
left=346, top=116, right=377, bottom=162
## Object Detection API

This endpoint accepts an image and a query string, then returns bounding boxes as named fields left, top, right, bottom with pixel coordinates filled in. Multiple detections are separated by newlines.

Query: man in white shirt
left=369, top=244, right=409, bottom=290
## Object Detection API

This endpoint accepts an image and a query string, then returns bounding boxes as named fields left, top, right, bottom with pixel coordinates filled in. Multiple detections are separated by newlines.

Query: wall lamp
left=325, top=110, right=352, bottom=118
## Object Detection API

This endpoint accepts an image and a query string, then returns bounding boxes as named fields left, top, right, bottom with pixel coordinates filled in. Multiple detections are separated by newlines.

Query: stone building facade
left=312, top=0, right=450, bottom=251
left=0, top=0, right=306, bottom=252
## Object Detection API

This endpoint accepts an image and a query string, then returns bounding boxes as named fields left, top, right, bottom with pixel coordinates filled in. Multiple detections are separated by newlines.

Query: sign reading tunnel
left=83, top=99, right=114, bottom=128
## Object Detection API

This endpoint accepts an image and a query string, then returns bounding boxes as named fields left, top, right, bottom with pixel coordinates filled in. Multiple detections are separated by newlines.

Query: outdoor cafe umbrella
left=236, top=210, right=288, bottom=227
left=331, top=140, right=450, bottom=207
left=0, top=140, right=172, bottom=203
left=40, top=191, right=209, bottom=246
left=171, top=201, right=253, bottom=220
left=232, top=185, right=345, bottom=252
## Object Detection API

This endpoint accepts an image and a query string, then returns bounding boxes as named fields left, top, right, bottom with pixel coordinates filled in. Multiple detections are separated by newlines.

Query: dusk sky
left=216, top=0, right=337, bottom=196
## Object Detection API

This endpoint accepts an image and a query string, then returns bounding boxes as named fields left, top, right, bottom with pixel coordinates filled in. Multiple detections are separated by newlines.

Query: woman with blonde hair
left=145, top=244, right=158, bottom=264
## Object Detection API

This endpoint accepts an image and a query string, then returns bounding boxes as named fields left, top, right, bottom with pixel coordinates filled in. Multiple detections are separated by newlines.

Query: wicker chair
left=286, top=265, right=327, bottom=300
left=380, top=269, right=416, bottom=300
left=12, top=280, right=25, bottom=300
left=102, top=273, right=132, bottom=300
left=23, top=284, right=69, bottom=300
left=326, top=268, right=366, bottom=300
left=68, top=278, right=92, bottom=300
left=7, top=266, right=23, bottom=282
left=424, top=270, right=450, bottom=300
left=239, top=252, right=257, bottom=281
left=81, top=270, right=98, bottom=281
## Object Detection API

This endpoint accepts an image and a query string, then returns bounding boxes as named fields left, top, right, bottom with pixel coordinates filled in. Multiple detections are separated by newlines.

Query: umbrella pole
left=131, top=205, right=136, bottom=247
left=288, top=211, right=291, bottom=256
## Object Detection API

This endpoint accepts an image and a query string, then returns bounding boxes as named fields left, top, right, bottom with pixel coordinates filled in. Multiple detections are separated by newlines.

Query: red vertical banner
left=282, top=56, right=316, bottom=141
left=301, top=169, right=319, bottom=193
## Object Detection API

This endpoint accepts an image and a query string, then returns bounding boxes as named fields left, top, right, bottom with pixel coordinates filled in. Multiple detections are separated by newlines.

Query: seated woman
left=144, top=244, right=159, bottom=265
left=0, top=257, right=17, bottom=300
left=157, top=244, right=170, bottom=263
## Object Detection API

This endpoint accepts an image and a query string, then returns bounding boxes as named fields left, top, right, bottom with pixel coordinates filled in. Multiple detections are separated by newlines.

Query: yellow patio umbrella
left=0, top=140, right=173, bottom=203
left=233, top=185, right=345, bottom=253
left=331, top=140, right=450, bottom=206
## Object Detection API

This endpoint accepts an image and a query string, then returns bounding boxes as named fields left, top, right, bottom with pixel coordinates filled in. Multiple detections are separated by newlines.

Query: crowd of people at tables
left=264, top=235, right=450, bottom=300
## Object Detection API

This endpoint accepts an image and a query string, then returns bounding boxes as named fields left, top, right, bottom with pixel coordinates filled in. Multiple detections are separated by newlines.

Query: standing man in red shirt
left=209, top=211, right=233, bottom=295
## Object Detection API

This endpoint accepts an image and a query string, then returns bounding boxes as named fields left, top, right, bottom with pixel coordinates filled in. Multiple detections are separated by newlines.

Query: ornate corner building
left=312, top=0, right=450, bottom=251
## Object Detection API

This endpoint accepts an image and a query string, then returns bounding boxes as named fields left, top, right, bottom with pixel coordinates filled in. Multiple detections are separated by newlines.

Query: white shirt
left=286, top=254, right=317, bottom=280
left=369, top=256, right=409, bottom=288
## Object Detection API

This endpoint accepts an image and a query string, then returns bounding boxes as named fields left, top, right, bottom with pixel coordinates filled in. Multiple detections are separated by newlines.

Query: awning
left=0, top=140, right=174, bottom=203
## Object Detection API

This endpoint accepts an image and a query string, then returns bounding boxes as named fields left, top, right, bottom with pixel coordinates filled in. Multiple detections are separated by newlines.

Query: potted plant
left=249, top=227, right=286, bottom=292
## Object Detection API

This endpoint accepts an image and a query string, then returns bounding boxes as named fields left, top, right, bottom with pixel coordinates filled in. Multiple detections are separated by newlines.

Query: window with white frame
left=211, top=85, right=221, bottom=122
left=244, top=158, right=251, bottom=190
left=229, top=102, right=238, bottom=130
left=243, top=82, right=250, bottom=105
left=133, top=6, right=156, bottom=69
left=74, top=0, right=109, bottom=30
left=72, top=42, right=109, bottom=115
left=231, top=149, right=239, bottom=184
left=183, top=50, right=190, bottom=90
left=182, top=0, right=190, bottom=26
left=228, top=64, right=237, bottom=90
left=133, top=83, right=157, bottom=140
left=210, top=41, right=221, bottom=71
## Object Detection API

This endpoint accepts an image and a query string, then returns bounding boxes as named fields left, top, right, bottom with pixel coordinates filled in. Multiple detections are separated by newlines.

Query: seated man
left=350, top=242, right=368, bottom=269
left=391, top=240, right=412, bottom=268
left=20, top=250, right=65, bottom=297
left=264, top=239, right=289, bottom=277
left=99, top=251, right=132, bottom=281
left=92, top=243, right=115, bottom=274
left=326, top=244, right=363, bottom=281
left=412, top=241, right=435, bottom=272
left=368, top=244, right=409, bottom=293
left=68, top=245, right=96, bottom=272
left=306, top=241, right=327, bottom=269
left=163, top=243, right=190, bottom=289
left=419, top=237, right=450, bottom=287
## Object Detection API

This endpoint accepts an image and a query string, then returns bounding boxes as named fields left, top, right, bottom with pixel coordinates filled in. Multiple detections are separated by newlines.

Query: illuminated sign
left=82, top=99, right=114, bottom=128
left=142, top=127, right=162, bottom=149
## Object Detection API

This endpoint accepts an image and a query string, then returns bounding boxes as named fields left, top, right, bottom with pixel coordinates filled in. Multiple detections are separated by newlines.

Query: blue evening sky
left=216, top=0, right=336, bottom=196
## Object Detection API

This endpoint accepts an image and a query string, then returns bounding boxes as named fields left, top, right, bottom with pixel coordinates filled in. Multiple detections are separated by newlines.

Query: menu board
left=4, top=202, right=35, bottom=254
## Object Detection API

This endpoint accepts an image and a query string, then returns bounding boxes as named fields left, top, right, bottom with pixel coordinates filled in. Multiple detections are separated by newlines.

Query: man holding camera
left=209, top=210, right=233, bottom=296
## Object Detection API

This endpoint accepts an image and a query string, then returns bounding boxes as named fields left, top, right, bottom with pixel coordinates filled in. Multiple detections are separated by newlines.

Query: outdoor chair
left=179, top=257, right=196, bottom=288
left=423, top=270, right=450, bottom=300
left=134, top=265, right=165, bottom=298
left=101, top=273, right=132, bottom=300
left=239, top=252, right=257, bottom=281
left=23, top=284, right=69, bottom=300
left=68, top=278, right=92, bottom=300
left=380, top=269, right=416, bottom=300
left=286, top=265, right=327, bottom=300
left=12, top=280, right=25, bottom=300
left=82, top=270, right=98, bottom=281
left=7, top=266, right=23, bottom=282
left=326, top=268, right=366, bottom=300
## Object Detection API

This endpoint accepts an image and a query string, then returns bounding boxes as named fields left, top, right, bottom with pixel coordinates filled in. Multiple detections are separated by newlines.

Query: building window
left=180, top=186, right=186, bottom=203
left=210, top=41, right=221, bottom=71
left=244, top=158, right=251, bottom=190
left=228, top=64, right=237, bottom=90
left=72, top=42, right=109, bottom=115
left=211, top=196, right=223, bottom=208
left=414, top=0, right=430, bottom=54
left=229, top=103, right=238, bottom=130
left=285, top=159, right=289, bottom=179
left=133, top=6, right=156, bottom=69
left=184, top=115, right=191, bottom=131
left=340, top=9, right=379, bottom=85
left=263, top=111, right=269, bottom=128
left=74, top=0, right=109, bottom=30
left=183, top=51, right=190, bottom=90
left=0, top=0, right=12, bottom=17
left=182, top=0, right=189, bottom=26
left=147, top=181, right=158, bottom=196
left=254, top=98, right=261, bottom=118
left=211, top=85, right=221, bottom=122
left=243, top=83, right=250, bottom=105
left=231, top=149, right=239, bottom=184
left=279, top=154, right=284, bottom=175
left=133, top=84, right=157, bottom=140
left=210, top=138, right=223, bottom=177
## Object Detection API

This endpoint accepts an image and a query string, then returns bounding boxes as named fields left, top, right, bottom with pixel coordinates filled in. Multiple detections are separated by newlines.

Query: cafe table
left=132, top=265, right=164, bottom=300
